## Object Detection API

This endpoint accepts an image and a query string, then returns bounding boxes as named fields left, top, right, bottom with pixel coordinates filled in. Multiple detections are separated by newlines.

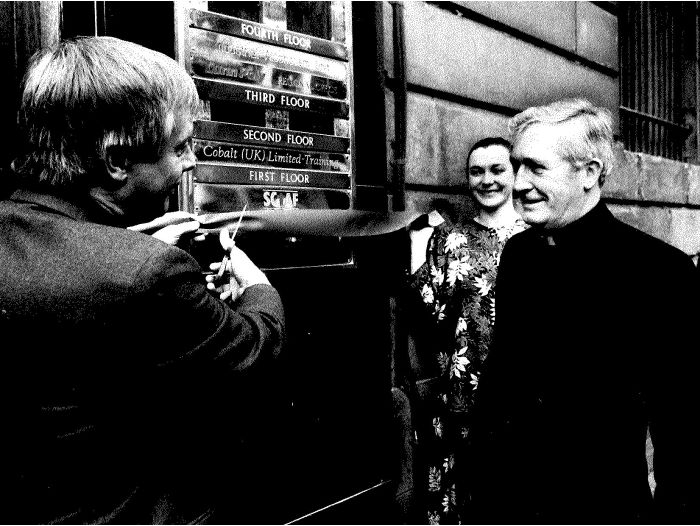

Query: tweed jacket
left=468, top=202, right=700, bottom=524
left=0, top=189, right=285, bottom=524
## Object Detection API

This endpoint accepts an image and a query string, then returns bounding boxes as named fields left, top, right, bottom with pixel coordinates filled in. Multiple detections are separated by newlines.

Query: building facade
left=1, top=1, right=698, bottom=521
left=379, top=1, right=700, bottom=261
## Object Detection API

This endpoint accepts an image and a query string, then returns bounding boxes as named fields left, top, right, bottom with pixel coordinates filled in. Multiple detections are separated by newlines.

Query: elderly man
left=468, top=99, right=699, bottom=523
left=1, top=37, right=284, bottom=523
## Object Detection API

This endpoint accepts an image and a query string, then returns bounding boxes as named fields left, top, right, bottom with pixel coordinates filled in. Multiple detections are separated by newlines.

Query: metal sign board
left=194, top=163, right=351, bottom=189
left=194, top=140, right=350, bottom=171
left=190, top=55, right=348, bottom=100
left=177, top=0, right=356, bottom=241
left=194, top=77, right=349, bottom=118
left=193, top=184, right=351, bottom=213
left=187, top=28, right=347, bottom=80
left=189, top=8, right=349, bottom=60
left=194, top=121, right=350, bottom=153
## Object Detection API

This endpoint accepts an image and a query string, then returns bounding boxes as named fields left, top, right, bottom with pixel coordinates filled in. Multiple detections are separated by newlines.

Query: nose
left=513, top=165, right=531, bottom=193
left=183, top=145, right=197, bottom=172
left=482, top=170, right=495, bottom=185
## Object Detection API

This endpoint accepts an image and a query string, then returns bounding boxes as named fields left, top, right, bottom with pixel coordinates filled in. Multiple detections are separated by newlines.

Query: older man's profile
left=467, top=99, right=700, bottom=524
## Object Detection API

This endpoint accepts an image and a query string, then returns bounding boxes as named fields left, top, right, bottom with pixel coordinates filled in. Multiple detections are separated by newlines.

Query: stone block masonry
left=604, top=144, right=700, bottom=258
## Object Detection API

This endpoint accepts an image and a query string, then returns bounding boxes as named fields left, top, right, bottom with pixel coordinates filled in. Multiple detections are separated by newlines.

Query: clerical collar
left=533, top=201, right=613, bottom=248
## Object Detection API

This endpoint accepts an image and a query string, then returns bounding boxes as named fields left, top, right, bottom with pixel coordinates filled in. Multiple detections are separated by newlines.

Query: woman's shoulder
left=430, top=218, right=467, bottom=240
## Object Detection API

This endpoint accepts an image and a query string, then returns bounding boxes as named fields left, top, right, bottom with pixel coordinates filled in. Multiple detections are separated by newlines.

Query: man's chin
left=518, top=210, right=548, bottom=227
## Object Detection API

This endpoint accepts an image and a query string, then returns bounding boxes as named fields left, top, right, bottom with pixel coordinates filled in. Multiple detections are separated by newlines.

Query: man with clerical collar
left=467, top=99, right=700, bottom=524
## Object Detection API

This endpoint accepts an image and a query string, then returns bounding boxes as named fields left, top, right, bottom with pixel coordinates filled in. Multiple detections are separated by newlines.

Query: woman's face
left=467, top=144, right=515, bottom=212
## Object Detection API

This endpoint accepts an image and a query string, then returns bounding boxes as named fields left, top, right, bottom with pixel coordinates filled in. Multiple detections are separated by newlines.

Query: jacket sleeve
left=120, top=245, right=285, bottom=490
left=132, top=245, right=285, bottom=375
left=649, top=252, right=700, bottom=522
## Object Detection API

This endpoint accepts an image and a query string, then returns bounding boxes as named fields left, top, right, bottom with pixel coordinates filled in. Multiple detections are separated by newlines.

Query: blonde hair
left=13, top=36, right=200, bottom=189
left=509, top=99, right=614, bottom=185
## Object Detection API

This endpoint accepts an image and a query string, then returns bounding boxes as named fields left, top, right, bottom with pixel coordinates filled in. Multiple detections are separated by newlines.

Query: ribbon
left=194, top=209, right=424, bottom=238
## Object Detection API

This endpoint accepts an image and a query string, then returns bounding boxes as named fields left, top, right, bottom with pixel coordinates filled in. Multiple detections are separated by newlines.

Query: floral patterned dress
left=409, top=217, right=527, bottom=524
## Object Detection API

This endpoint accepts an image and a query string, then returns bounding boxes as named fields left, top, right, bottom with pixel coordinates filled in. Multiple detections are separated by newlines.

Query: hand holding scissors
left=206, top=206, right=269, bottom=302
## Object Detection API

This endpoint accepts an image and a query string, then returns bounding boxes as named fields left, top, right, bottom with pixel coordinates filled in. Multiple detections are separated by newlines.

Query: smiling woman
left=407, top=136, right=526, bottom=524
left=467, top=138, right=519, bottom=222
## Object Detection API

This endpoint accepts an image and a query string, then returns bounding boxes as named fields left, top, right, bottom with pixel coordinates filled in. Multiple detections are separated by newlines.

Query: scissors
left=215, top=204, right=247, bottom=287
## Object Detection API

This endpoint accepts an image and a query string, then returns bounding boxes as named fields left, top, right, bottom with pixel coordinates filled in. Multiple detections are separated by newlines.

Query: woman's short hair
left=12, top=36, right=200, bottom=189
left=508, top=98, right=614, bottom=185
left=467, top=137, right=512, bottom=164
left=466, top=137, right=513, bottom=173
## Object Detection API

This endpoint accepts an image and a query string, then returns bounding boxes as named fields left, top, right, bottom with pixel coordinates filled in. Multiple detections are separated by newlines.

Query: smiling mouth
left=517, top=193, right=545, bottom=204
left=519, top=200, right=544, bottom=207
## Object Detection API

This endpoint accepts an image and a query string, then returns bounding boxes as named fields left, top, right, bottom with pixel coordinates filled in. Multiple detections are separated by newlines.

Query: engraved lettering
left=303, top=155, right=343, bottom=170
left=249, top=170, right=275, bottom=182
left=245, top=89, right=276, bottom=104
left=243, top=129, right=282, bottom=143
left=280, top=95, right=310, bottom=109
left=263, top=191, right=299, bottom=209
left=280, top=172, right=310, bottom=184
left=286, top=134, right=314, bottom=146
left=241, top=23, right=280, bottom=43
left=283, top=32, right=311, bottom=50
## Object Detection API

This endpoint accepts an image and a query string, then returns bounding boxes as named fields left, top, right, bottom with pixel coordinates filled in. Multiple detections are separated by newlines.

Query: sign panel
left=190, top=55, right=348, bottom=100
left=189, top=8, right=349, bottom=60
left=194, top=121, right=350, bottom=153
left=194, top=140, right=350, bottom=171
left=194, top=78, right=349, bottom=118
left=179, top=1, right=354, bottom=232
left=187, top=28, right=347, bottom=81
left=193, top=184, right=351, bottom=213
left=194, top=163, right=351, bottom=189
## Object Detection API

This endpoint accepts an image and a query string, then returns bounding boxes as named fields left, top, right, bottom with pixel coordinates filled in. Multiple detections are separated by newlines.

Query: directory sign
left=178, top=3, right=353, bottom=215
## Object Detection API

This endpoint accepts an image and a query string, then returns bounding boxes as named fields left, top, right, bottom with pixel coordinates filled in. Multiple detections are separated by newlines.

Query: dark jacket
left=0, top=189, right=285, bottom=523
left=468, top=202, right=700, bottom=524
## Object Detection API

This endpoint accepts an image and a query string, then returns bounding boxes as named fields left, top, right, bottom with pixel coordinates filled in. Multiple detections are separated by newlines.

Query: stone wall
left=383, top=1, right=620, bottom=224
left=605, top=144, right=700, bottom=259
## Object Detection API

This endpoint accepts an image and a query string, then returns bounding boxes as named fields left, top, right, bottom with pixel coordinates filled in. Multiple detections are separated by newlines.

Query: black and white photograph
left=0, top=1, right=698, bottom=524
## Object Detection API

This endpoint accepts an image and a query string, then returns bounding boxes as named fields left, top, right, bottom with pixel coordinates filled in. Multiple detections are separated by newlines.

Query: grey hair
left=508, top=98, right=614, bottom=185
left=12, top=36, right=200, bottom=189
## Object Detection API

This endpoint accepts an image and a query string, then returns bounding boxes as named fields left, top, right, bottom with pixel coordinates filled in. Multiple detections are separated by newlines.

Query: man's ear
left=583, top=158, right=603, bottom=190
left=104, top=146, right=130, bottom=185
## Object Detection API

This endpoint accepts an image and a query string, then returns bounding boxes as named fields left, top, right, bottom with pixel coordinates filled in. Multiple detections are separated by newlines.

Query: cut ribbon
left=194, top=208, right=424, bottom=238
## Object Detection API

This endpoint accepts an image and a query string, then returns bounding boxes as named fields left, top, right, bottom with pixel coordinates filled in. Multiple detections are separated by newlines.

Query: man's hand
left=206, top=227, right=270, bottom=302
left=151, top=220, right=202, bottom=246
left=128, top=211, right=203, bottom=246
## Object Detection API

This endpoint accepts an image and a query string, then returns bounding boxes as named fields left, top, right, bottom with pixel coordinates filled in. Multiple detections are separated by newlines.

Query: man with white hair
left=467, top=99, right=700, bottom=523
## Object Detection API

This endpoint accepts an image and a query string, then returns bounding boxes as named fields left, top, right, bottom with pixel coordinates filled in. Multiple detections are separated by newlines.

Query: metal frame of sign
left=175, top=1, right=356, bottom=269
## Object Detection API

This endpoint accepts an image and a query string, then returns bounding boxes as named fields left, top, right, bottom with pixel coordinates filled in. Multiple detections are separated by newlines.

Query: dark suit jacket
left=0, top=189, right=285, bottom=523
left=468, top=202, right=700, bottom=524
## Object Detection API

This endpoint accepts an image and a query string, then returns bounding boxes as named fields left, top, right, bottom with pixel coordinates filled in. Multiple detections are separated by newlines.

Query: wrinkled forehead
left=516, top=119, right=586, bottom=149
left=512, top=122, right=579, bottom=162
